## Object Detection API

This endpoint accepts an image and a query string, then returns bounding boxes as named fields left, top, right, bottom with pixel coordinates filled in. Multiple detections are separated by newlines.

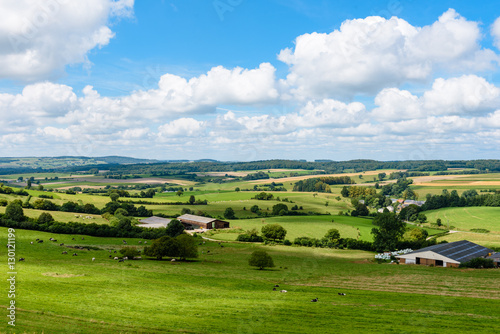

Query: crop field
left=2, top=227, right=499, bottom=334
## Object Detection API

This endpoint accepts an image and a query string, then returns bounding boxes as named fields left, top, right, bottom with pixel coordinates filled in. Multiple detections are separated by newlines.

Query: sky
left=1, top=0, right=500, bottom=162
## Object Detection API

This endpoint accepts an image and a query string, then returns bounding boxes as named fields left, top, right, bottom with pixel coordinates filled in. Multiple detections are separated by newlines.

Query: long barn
left=397, top=240, right=493, bottom=268
left=177, top=214, right=230, bottom=230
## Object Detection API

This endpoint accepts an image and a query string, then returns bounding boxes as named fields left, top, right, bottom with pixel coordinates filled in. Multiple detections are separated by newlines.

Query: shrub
left=459, top=258, right=495, bottom=269
left=120, top=246, right=141, bottom=258
left=0, top=199, right=7, bottom=206
left=261, top=224, right=287, bottom=241
left=237, top=234, right=263, bottom=242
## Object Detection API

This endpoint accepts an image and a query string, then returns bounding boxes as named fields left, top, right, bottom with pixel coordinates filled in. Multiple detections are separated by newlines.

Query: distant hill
left=0, top=156, right=159, bottom=171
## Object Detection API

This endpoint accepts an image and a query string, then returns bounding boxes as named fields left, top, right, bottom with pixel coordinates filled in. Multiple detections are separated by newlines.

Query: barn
left=177, top=214, right=230, bottom=230
left=137, top=216, right=172, bottom=229
left=396, top=240, right=493, bottom=268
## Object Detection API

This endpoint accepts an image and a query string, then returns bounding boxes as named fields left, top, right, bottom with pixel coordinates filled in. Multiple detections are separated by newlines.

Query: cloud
left=372, top=75, right=500, bottom=121
left=158, top=118, right=205, bottom=138
left=279, top=9, right=498, bottom=99
left=492, top=17, right=500, bottom=50
left=0, top=0, right=134, bottom=81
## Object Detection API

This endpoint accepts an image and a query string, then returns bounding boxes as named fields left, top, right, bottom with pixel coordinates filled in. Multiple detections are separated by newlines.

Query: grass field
left=2, top=227, right=499, bottom=334
left=425, top=207, right=500, bottom=233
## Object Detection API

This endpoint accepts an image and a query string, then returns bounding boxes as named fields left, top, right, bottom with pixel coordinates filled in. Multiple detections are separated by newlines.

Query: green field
left=426, top=207, right=500, bottom=233
left=2, top=227, right=499, bottom=334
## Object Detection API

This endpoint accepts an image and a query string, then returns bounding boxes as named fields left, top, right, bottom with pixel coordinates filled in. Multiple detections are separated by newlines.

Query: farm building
left=177, top=214, right=230, bottom=230
left=397, top=240, right=493, bottom=268
left=137, top=216, right=172, bottom=229
left=486, top=253, right=500, bottom=267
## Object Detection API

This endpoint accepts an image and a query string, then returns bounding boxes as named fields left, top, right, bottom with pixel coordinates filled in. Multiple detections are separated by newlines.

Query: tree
left=351, top=203, right=369, bottom=217
left=436, top=218, right=442, bottom=227
left=176, top=190, right=184, bottom=197
left=189, top=195, right=196, bottom=205
left=403, top=227, right=428, bottom=241
left=261, top=224, right=287, bottom=241
left=341, top=186, right=349, bottom=197
left=143, top=236, right=179, bottom=260
left=371, top=212, right=406, bottom=252
left=324, top=228, right=340, bottom=242
left=176, top=234, right=198, bottom=260
left=250, top=205, right=260, bottom=214
left=235, top=187, right=240, bottom=192
left=272, top=203, right=288, bottom=216
left=37, top=212, right=54, bottom=224
left=114, top=208, right=128, bottom=217
left=4, top=202, right=24, bottom=222
left=37, top=185, right=44, bottom=191
left=110, top=192, right=119, bottom=202
left=378, top=173, right=386, bottom=181
left=27, top=178, right=32, bottom=189
left=165, top=219, right=185, bottom=237
left=224, top=207, right=236, bottom=219
left=248, top=250, right=275, bottom=270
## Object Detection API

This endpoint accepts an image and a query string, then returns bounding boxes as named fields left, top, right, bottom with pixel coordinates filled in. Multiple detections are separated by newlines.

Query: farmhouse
left=397, top=240, right=493, bottom=268
left=177, top=214, right=230, bottom=230
left=137, top=216, right=171, bottom=229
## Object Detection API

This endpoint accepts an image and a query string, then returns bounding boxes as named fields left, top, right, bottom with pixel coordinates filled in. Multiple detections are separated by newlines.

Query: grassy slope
left=1, top=227, right=499, bottom=334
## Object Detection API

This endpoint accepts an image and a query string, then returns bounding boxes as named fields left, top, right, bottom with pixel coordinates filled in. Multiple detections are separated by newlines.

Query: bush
left=0, top=199, right=7, bottom=206
left=120, top=246, right=141, bottom=258
left=237, top=234, right=264, bottom=242
left=459, top=258, right=495, bottom=269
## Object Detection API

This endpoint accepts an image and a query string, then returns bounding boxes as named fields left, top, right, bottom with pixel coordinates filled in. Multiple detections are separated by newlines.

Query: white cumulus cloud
left=0, top=0, right=134, bottom=81
left=279, top=9, right=498, bottom=99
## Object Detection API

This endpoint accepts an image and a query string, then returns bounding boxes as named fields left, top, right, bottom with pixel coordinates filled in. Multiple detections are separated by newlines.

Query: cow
left=123, top=257, right=128, bottom=260
left=92, top=258, right=95, bottom=262
left=171, top=259, right=176, bottom=262
left=280, top=290, right=287, bottom=293
left=114, top=257, right=119, bottom=260
left=118, top=259, right=124, bottom=262
left=311, top=298, right=318, bottom=302
left=37, top=240, right=43, bottom=243
left=62, top=251, right=68, bottom=254
left=59, top=243, right=64, bottom=246
left=30, top=242, right=33, bottom=245
left=274, top=284, right=280, bottom=287
left=272, top=288, right=277, bottom=291
left=19, top=258, right=25, bottom=261
left=72, top=253, right=78, bottom=256
left=338, top=293, right=346, bottom=296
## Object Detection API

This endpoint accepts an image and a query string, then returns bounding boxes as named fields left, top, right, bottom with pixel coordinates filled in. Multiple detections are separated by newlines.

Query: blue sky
left=1, top=0, right=500, bottom=161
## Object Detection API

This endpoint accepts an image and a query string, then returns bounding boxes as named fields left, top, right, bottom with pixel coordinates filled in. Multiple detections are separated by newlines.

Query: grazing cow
left=144, top=241, right=147, bottom=244
left=199, top=243, right=202, bottom=245
left=274, top=284, right=280, bottom=287
left=338, top=293, right=346, bottom=296
left=92, top=258, right=95, bottom=262
left=59, top=243, right=64, bottom=246
left=138, top=241, right=142, bottom=244
left=72, top=238, right=75, bottom=240
left=207, top=250, right=210, bottom=253
left=123, top=257, right=128, bottom=260
left=19, top=258, right=25, bottom=261
left=30, top=242, right=33, bottom=245
left=49, top=238, right=54, bottom=241
left=114, top=251, right=117, bottom=253
left=311, top=298, right=318, bottom=302
left=81, top=237, right=84, bottom=240
left=171, top=259, right=176, bottom=262
left=109, top=255, right=112, bottom=258
left=280, top=290, right=287, bottom=293
left=272, top=288, right=277, bottom=291
left=62, top=251, right=68, bottom=254
left=36, top=238, right=39, bottom=241
left=37, top=240, right=43, bottom=243
left=72, top=253, right=77, bottom=256
left=118, top=259, right=124, bottom=262
left=53, top=240, right=57, bottom=242
left=114, top=257, right=119, bottom=260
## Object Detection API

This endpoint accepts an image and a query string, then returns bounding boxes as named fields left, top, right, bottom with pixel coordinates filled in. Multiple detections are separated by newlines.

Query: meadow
left=1, top=227, right=499, bottom=334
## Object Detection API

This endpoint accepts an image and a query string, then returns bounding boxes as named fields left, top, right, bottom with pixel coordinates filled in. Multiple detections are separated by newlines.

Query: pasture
left=2, top=227, right=499, bottom=334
